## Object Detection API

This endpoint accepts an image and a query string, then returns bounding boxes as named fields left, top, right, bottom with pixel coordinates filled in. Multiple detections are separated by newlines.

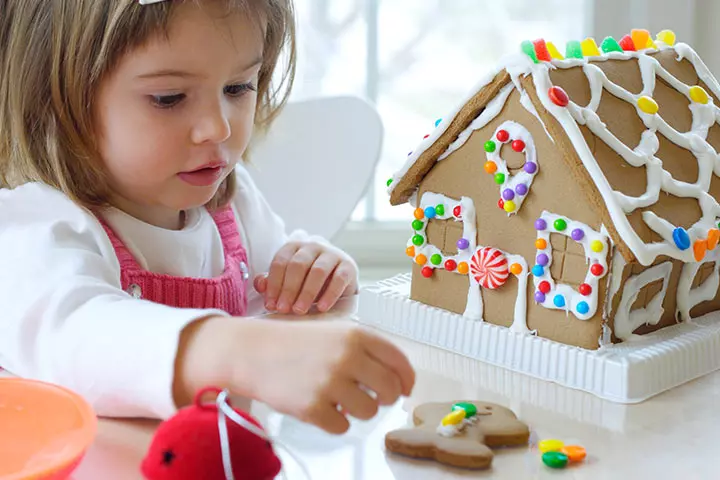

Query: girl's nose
left=191, top=102, right=231, bottom=145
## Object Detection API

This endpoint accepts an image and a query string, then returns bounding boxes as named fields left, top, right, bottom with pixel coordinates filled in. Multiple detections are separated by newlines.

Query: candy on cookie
left=384, top=401, right=529, bottom=470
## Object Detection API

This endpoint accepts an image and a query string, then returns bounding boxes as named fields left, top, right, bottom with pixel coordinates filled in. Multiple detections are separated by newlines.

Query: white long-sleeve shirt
left=0, top=165, right=306, bottom=419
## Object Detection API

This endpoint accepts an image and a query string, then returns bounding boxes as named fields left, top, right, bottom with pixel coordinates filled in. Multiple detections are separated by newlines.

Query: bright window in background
left=290, top=0, right=589, bottom=222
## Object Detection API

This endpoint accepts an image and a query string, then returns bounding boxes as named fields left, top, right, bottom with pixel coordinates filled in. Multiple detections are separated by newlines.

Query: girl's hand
left=235, top=320, right=415, bottom=434
left=254, top=240, right=359, bottom=315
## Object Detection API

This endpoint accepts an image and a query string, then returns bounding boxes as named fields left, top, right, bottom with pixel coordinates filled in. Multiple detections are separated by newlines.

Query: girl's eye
left=224, top=83, right=257, bottom=97
left=150, top=93, right=185, bottom=109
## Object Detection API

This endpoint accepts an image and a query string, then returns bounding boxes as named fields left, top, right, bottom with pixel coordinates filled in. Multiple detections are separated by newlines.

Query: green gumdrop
left=435, top=204, right=445, bottom=216
left=521, top=40, right=539, bottom=64
left=542, top=451, right=569, bottom=469
left=452, top=402, right=477, bottom=417
left=431, top=254, right=442, bottom=266
left=554, top=219, right=568, bottom=231
left=494, top=173, right=506, bottom=185
left=601, top=36, right=623, bottom=53
left=412, top=235, right=424, bottom=246
left=484, top=141, right=497, bottom=153
left=565, top=40, right=583, bottom=59
left=412, top=219, right=424, bottom=231
left=386, top=178, right=393, bottom=187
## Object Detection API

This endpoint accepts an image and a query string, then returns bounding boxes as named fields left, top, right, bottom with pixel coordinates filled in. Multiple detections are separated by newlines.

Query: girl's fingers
left=275, top=246, right=321, bottom=313
left=265, top=243, right=300, bottom=310
left=331, top=379, right=379, bottom=421
left=352, top=353, right=403, bottom=406
left=292, top=253, right=339, bottom=314
left=316, top=262, right=354, bottom=312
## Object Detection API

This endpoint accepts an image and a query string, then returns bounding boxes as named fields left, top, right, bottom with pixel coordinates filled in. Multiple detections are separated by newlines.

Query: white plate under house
left=355, top=274, right=720, bottom=404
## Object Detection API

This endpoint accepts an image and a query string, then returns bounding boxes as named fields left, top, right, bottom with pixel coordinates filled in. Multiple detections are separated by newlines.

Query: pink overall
left=98, top=206, right=249, bottom=315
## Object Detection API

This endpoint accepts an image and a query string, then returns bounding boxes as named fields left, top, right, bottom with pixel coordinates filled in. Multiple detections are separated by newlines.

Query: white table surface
left=30, top=295, right=720, bottom=479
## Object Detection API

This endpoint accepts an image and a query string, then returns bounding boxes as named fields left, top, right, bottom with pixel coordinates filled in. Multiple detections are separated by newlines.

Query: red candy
left=421, top=266, right=433, bottom=278
left=423, top=134, right=430, bottom=139
left=591, top=263, right=605, bottom=276
left=533, top=39, right=551, bottom=62
left=470, top=247, right=509, bottom=289
left=498, top=199, right=505, bottom=210
left=496, top=130, right=510, bottom=142
left=539, top=281, right=551, bottom=294
left=445, top=259, right=457, bottom=271
left=512, top=140, right=526, bottom=152
left=548, top=86, right=569, bottom=107
left=453, top=205, right=462, bottom=218
left=579, top=283, right=592, bottom=296
left=619, top=35, right=636, bottom=51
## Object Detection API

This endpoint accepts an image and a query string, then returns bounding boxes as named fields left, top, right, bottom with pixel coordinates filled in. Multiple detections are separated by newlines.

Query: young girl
left=0, top=0, right=414, bottom=435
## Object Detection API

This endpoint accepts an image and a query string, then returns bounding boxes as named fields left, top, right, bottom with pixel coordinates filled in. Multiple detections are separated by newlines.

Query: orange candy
left=510, top=263, right=523, bottom=275
left=536, top=238, right=548, bottom=250
left=414, top=208, right=425, bottom=220
left=484, top=161, right=498, bottom=174
left=694, top=239, right=708, bottom=262
left=406, top=246, right=416, bottom=257
left=561, top=445, right=587, bottom=462
left=708, top=229, right=720, bottom=251
left=416, top=254, right=428, bottom=265
left=457, top=262, right=469, bottom=275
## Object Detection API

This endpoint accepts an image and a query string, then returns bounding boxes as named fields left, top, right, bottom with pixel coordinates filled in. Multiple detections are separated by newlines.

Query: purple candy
left=524, top=162, right=538, bottom=174
left=515, top=183, right=528, bottom=196
left=457, top=238, right=470, bottom=250
left=502, top=189, right=515, bottom=201
left=534, top=291, right=546, bottom=303
left=537, top=253, right=549, bottom=266
left=535, top=218, right=547, bottom=231
left=571, top=228, right=585, bottom=241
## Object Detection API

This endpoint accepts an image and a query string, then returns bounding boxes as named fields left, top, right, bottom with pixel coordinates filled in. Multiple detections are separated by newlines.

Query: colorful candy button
left=538, top=281, right=551, bottom=294
left=457, top=262, right=469, bottom=275
left=554, top=219, right=568, bottom=231
left=421, top=266, right=433, bottom=278
left=538, top=439, right=565, bottom=453
left=561, top=445, right=587, bottom=463
left=412, top=219, right=423, bottom=231
left=590, top=240, right=604, bottom=253
left=416, top=254, right=427, bottom=265
left=441, top=409, right=466, bottom=426
left=431, top=254, right=443, bottom=266
left=554, top=295, right=566, bottom=308
left=571, top=228, right=585, bottom=241
left=535, top=238, right=548, bottom=250
left=524, top=162, right=538, bottom=174
left=542, top=451, right=569, bottom=469
left=484, top=140, right=497, bottom=153
left=414, top=208, right=424, bottom=220
left=412, top=235, right=424, bottom=246
left=591, top=263, right=605, bottom=276
left=549, top=86, right=569, bottom=107
left=577, top=301, right=590, bottom=315
left=637, top=96, right=659, bottom=115
left=405, top=246, right=415, bottom=257
left=504, top=200, right=516, bottom=213
left=452, top=402, right=477, bottom=418
left=497, top=130, right=510, bottom=142
left=532, top=265, right=545, bottom=277
left=484, top=161, right=498, bottom=174
left=424, top=206, right=437, bottom=219
left=495, top=173, right=506, bottom=185
left=535, top=291, right=546, bottom=303
left=512, top=140, right=526, bottom=152
left=457, top=238, right=470, bottom=250
left=579, top=283, right=592, bottom=296
left=673, top=227, right=691, bottom=251
left=535, top=219, right=548, bottom=231
left=689, top=85, right=710, bottom=104
left=445, top=259, right=457, bottom=271
left=435, top=204, right=445, bottom=216
left=510, top=263, right=523, bottom=275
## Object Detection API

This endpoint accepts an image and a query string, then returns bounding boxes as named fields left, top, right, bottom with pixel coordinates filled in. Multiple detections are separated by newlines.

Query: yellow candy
left=591, top=240, right=604, bottom=253
left=442, top=409, right=466, bottom=426
left=539, top=439, right=565, bottom=453
left=646, top=37, right=658, bottom=50
left=581, top=38, right=601, bottom=57
left=637, top=96, right=659, bottom=115
left=631, top=29, right=650, bottom=50
left=690, top=85, right=710, bottom=104
left=656, top=29, right=676, bottom=46
left=546, top=41, right=564, bottom=60
left=504, top=200, right=516, bottom=213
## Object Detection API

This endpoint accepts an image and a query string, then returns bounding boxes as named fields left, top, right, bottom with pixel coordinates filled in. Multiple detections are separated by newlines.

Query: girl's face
left=95, top=1, right=264, bottom=229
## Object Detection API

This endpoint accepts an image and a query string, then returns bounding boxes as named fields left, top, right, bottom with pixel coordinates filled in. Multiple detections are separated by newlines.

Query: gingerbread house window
left=426, top=219, right=464, bottom=256
left=549, top=234, right=588, bottom=287
left=630, top=278, right=664, bottom=311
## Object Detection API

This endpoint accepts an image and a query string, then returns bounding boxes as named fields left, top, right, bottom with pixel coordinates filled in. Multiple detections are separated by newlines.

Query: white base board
left=355, top=274, right=720, bottom=404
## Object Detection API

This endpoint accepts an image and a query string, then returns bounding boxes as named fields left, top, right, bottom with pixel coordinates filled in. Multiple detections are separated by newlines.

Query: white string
left=215, top=390, right=312, bottom=480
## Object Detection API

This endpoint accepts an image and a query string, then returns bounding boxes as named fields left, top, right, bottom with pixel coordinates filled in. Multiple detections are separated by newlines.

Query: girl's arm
left=0, top=183, right=229, bottom=419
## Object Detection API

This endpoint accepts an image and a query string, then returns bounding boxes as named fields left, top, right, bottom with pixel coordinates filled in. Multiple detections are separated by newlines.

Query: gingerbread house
left=386, top=29, right=720, bottom=350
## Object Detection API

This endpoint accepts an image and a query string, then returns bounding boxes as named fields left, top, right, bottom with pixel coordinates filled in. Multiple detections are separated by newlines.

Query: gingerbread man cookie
left=385, top=401, right=529, bottom=469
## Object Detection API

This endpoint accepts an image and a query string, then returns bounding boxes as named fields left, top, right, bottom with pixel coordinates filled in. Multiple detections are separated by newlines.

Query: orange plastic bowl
left=0, top=378, right=97, bottom=480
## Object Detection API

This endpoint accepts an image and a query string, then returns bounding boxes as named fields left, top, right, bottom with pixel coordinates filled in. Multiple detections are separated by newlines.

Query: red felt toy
left=141, top=387, right=282, bottom=480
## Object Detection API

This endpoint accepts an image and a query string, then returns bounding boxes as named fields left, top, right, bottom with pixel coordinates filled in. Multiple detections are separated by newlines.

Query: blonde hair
left=0, top=0, right=296, bottom=209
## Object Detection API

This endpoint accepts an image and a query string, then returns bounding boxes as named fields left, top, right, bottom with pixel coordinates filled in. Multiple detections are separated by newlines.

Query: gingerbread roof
left=387, top=30, right=720, bottom=266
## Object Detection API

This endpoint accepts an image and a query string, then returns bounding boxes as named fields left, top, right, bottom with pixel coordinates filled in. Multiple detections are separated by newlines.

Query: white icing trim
left=676, top=247, right=720, bottom=321
left=484, top=121, right=538, bottom=215
left=532, top=211, right=610, bottom=320
left=604, top=248, right=628, bottom=320
left=614, top=261, right=673, bottom=341
left=409, top=192, right=531, bottom=334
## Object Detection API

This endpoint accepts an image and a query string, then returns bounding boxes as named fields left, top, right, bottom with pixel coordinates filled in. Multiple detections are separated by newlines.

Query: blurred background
left=285, top=0, right=717, bottom=282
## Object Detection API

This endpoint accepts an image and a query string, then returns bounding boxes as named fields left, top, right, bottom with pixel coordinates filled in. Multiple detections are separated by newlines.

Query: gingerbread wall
left=410, top=78, right=609, bottom=350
